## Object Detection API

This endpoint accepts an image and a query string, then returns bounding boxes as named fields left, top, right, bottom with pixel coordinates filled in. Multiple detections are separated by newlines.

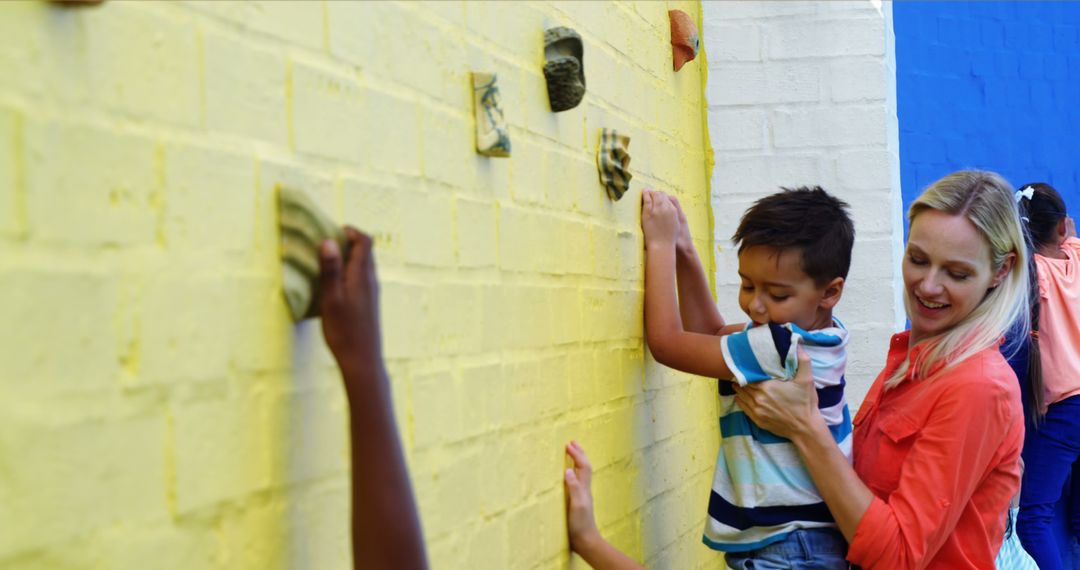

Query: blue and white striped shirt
left=703, top=318, right=852, bottom=553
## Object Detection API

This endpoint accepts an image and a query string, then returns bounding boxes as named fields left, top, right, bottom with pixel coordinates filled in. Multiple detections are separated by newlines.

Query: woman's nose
left=916, top=270, right=944, bottom=296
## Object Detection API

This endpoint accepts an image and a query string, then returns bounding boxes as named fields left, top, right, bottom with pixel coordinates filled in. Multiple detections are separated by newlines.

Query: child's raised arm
left=669, top=195, right=727, bottom=335
left=319, top=229, right=428, bottom=570
left=642, top=190, right=740, bottom=379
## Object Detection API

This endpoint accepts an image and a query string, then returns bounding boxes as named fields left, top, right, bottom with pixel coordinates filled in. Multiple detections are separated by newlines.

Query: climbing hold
left=669, top=10, right=700, bottom=72
left=278, top=186, right=350, bottom=321
left=596, top=129, right=631, bottom=201
left=472, top=72, right=511, bottom=157
left=543, top=26, right=586, bottom=112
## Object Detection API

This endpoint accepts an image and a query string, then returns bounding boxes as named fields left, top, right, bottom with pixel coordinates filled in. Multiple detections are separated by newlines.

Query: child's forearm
left=645, top=243, right=739, bottom=378
left=675, top=243, right=725, bottom=334
left=344, top=363, right=429, bottom=570
left=644, top=243, right=683, bottom=359
left=575, top=531, right=646, bottom=570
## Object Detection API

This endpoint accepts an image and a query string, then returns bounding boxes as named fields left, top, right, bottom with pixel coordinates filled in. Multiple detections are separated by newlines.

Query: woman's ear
left=819, top=277, right=845, bottom=310
left=991, top=252, right=1017, bottom=289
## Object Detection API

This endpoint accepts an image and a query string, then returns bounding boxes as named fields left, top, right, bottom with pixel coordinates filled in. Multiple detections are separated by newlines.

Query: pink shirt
left=847, top=332, right=1024, bottom=569
left=1035, top=236, right=1080, bottom=410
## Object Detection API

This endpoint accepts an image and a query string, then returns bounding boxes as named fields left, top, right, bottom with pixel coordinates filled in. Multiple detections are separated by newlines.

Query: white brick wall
left=703, top=0, right=906, bottom=407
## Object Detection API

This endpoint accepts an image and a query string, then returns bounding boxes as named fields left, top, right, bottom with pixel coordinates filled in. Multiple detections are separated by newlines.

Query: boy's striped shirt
left=703, top=319, right=852, bottom=552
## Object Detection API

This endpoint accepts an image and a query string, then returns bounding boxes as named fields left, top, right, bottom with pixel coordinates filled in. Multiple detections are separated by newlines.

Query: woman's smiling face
left=903, top=209, right=1010, bottom=344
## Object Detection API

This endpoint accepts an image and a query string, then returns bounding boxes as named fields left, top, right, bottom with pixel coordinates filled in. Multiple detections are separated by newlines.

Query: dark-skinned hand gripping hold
left=278, top=186, right=351, bottom=321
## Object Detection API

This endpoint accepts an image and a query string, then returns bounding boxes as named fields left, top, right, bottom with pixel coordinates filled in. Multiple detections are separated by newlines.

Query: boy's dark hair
left=732, top=186, right=855, bottom=285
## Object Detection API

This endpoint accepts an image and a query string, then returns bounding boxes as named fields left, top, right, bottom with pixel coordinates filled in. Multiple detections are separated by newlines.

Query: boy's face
left=737, top=245, right=838, bottom=331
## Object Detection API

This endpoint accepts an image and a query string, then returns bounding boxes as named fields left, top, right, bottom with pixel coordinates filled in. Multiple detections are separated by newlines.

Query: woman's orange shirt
left=847, top=331, right=1024, bottom=569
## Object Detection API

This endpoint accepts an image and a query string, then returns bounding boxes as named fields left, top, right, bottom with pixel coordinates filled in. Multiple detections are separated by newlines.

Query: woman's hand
left=641, top=189, right=679, bottom=249
left=733, top=348, right=825, bottom=440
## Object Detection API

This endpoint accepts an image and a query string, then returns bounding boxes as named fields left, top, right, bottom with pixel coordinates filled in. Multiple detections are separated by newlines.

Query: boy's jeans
left=725, top=528, right=849, bottom=569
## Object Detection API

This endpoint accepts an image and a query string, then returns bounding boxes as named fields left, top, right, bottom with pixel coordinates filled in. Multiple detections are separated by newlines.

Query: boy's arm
left=319, top=230, right=428, bottom=570
left=670, top=196, right=726, bottom=335
left=643, top=192, right=738, bottom=379
left=645, top=239, right=738, bottom=378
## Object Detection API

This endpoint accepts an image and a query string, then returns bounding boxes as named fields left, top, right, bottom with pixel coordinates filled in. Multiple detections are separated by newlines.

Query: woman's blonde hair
left=887, top=170, right=1030, bottom=387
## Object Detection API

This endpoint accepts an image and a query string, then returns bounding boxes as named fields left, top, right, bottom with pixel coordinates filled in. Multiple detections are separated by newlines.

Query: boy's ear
left=818, top=277, right=845, bottom=310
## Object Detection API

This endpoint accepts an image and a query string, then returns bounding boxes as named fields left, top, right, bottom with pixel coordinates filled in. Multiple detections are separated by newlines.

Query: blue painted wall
left=895, top=1, right=1080, bottom=218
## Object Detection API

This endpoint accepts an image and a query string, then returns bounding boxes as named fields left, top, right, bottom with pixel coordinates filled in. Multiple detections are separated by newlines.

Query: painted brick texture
left=0, top=2, right=719, bottom=569
left=894, top=2, right=1080, bottom=213
left=703, top=0, right=906, bottom=408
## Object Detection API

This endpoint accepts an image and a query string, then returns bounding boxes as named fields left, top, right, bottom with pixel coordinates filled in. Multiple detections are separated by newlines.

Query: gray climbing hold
left=543, top=26, right=586, bottom=113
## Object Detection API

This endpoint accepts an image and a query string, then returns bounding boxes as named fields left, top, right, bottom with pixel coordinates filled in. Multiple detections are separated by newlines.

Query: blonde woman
left=734, top=170, right=1029, bottom=569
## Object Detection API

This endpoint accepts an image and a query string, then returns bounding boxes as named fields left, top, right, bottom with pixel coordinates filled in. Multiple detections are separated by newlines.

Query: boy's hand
left=669, top=195, right=694, bottom=255
left=318, top=227, right=382, bottom=381
left=1066, top=216, right=1076, bottom=239
left=641, top=189, right=679, bottom=249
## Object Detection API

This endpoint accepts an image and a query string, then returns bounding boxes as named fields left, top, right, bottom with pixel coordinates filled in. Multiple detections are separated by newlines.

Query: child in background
left=641, top=187, right=854, bottom=567
left=317, top=228, right=428, bottom=570
left=1013, top=183, right=1080, bottom=570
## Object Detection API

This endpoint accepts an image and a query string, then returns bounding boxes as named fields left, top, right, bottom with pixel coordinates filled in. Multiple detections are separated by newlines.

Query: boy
left=641, top=187, right=854, bottom=567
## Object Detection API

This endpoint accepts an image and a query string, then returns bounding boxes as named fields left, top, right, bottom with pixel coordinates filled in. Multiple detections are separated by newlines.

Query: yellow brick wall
left=0, top=1, right=719, bottom=568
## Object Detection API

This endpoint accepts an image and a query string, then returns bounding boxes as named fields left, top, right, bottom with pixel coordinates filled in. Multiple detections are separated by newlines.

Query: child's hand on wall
left=1066, top=216, right=1076, bottom=239
left=318, top=227, right=383, bottom=384
left=641, top=189, right=679, bottom=249
left=564, top=441, right=600, bottom=550
left=669, top=194, right=694, bottom=255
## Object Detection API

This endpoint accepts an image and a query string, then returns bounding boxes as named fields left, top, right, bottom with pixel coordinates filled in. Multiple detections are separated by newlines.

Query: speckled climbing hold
left=669, top=10, right=700, bottom=72
left=596, top=129, right=631, bottom=201
left=472, top=72, right=511, bottom=157
left=278, top=186, right=350, bottom=321
left=543, top=26, right=586, bottom=112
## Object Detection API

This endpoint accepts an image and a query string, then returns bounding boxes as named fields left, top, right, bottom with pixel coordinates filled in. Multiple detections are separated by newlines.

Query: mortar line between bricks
left=410, top=397, right=654, bottom=454
left=6, top=104, right=302, bottom=170
left=170, top=3, right=335, bottom=66
left=10, top=109, right=26, bottom=240
left=379, top=259, right=650, bottom=280
left=404, top=342, right=645, bottom=368
left=351, top=73, right=472, bottom=120
left=543, top=8, right=667, bottom=81
left=707, top=100, right=889, bottom=111
left=0, top=81, right=690, bottom=177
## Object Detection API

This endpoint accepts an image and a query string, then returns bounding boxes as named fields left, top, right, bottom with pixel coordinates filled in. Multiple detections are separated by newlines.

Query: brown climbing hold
left=669, top=10, right=700, bottom=72
left=543, top=26, right=586, bottom=112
